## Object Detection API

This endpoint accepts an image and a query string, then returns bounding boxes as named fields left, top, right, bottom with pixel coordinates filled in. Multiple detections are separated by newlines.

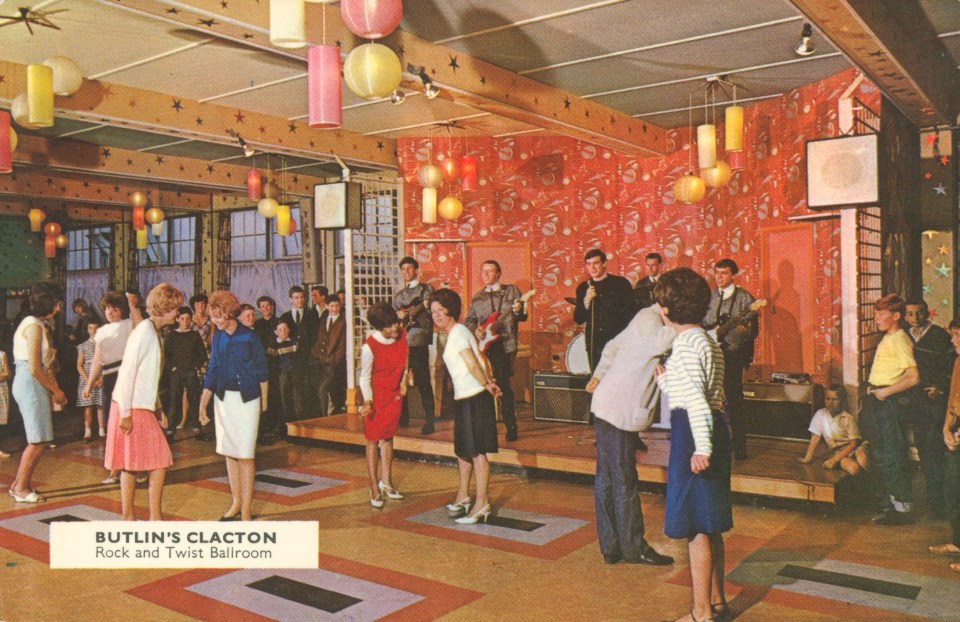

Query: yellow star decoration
left=939, top=245, right=949, bottom=255
left=926, top=257, right=933, bottom=266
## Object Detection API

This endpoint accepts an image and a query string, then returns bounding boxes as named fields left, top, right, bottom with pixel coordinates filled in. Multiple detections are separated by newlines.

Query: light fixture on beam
left=390, top=89, right=405, bottom=105
left=408, top=64, right=440, bottom=99
left=795, top=23, right=815, bottom=57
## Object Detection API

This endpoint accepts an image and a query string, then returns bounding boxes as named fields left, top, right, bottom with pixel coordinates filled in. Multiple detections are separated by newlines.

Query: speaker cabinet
left=741, top=382, right=823, bottom=440
left=532, top=372, right=592, bottom=424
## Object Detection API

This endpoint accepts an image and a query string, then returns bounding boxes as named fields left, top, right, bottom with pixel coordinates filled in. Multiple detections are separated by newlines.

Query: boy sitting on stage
left=798, top=383, right=869, bottom=476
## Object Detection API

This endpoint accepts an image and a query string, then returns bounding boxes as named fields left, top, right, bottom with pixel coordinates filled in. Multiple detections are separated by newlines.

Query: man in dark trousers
left=464, top=260, right=528, bottom=441
left=311, top=296, right=346, bottom=417
left=279, top=285, right=320, bottom=418
left=393, top=256, right=436, bottom=434
left=906, top=299, right=955, bottom=518
left=702, top=258, right=758, bottom=460
left=633, top=252, right=663, bottom=311
left=573, top=249, right=635, bottom=373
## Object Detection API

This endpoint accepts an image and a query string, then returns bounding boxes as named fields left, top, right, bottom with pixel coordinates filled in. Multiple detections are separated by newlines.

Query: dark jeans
left=723, top=356, right=747, bottom=455
left=165, top=368, right=201, bottom=429
left=593, top=417, right=651, bottom=560
left=911, top=391, right=946, bottom=512
left=485, top=341, right=517, bottom=433
left=402, top=345, right=436, bottom=425
left=861, top=393, right=913, bottom=506
left=946, top=446, right=960, bottom=546
left=295, top=358, right=320, bottom=419
left=316, top=360, right=346, bottom=417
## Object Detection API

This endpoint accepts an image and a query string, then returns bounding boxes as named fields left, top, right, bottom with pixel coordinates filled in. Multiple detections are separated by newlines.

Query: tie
left=295, top=310, right=301, bottom=325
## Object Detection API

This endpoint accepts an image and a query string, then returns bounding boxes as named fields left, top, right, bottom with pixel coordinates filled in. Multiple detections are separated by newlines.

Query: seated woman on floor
left=797, top=384, right=868, bottom=476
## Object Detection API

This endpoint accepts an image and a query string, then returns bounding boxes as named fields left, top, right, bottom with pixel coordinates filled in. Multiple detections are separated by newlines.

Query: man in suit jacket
left=393, top=256, right=436, bottom=434
left=310, top=296, right=346, bottom=417
left=702, top=258, right=758, bottom=459
left=280, top=285, right=321, bottom=418
left=633, top=252, right=663, bottom=311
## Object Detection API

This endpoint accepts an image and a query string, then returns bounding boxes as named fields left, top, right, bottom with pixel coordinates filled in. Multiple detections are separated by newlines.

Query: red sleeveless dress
left=364, top=330, right=409, bottom=441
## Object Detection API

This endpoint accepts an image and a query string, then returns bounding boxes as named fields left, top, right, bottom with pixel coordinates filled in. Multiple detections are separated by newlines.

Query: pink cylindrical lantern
left=727, top=150, right=746, bottom=170
left=460, top=156, right=477, bottom=191
left=0, top=111, right=11, bottom=174
left=308, top=44, right=342, bottom=129
left=247, top=169, right=262, bottom=200
left=341, top=0, right=403, bottom=39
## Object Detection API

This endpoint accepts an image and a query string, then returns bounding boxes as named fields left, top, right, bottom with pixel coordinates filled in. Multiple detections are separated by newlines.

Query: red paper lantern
left=44, top=234, right=56, bottom=258
left=340, top=0, right=402, bottom=39
left=132, top=206, right=145, bottom=230
left=441, top=157, right=459, bottom=180
left=43, top=222, right=61, bottom=237
left=727, top=150, right=746, bottom=171
left=0, top=111, right=11, bottom=174
left=460, top=155, right=477, bottom=191
left=247, top=169, right=262, bottom=200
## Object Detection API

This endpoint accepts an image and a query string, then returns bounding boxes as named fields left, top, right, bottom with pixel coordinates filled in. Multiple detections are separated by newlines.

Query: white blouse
left=94, top=319, right=134, bottom=374
left=13, top=316, right=49, bottom=362
left=441, top=323, right=485, bottom=400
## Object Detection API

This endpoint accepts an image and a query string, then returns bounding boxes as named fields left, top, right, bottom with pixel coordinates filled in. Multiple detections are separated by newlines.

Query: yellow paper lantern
left=673, top=174, right=705, bottom=204
left=10, top=127, right=18, bottom=152
left=269, top=0, right=306, bottom=48
left=343, top=43, right=402, bottom=100
left=129, top=191, right=147, bottom=209
left=696, top=123, right=716, bottom=170
left=11, top=94, right=43, bottom=130
left=28, top=207, right=45, bottom=232
left=725, top=105, right=744, bottom=152
left=701, top=161, right=732, bottom=188
left=42, top=56, right=84, bottom=96
left=418, top=164, right=443, bottom=189
left=136, top=228, right=148, bottom=250
left=438, top=196, right=463, bottom=220
left=276, top=204, right=292, bottom=236
left=422, top=187, right=437, bottom=224
left=27, top=64, right=54, bottom=128
left=55, top=233, right=69, bottom=249
left=258, top=198, right=279, bottom=218
left=146, top=207, right=165, bottom=236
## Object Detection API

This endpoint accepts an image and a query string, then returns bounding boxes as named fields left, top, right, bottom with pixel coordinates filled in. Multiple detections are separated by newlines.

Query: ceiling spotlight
left=390, top=89, right=405, bottom=105
left=424, top=81, right=440, bottom=100
left=227, top=129, right=255, bottom=157
left=795, top=23, right=815, bottom=57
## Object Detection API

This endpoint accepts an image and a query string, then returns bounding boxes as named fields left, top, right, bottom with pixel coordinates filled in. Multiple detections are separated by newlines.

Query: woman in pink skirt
left=104, top=283, right=183, bottom=521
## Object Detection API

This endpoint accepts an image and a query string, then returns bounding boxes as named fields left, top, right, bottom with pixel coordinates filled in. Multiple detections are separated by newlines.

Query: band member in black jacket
left=573, top=249, right=635, bottom=373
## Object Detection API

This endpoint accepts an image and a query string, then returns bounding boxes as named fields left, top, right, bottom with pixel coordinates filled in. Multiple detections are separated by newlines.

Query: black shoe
left=505, top=429, right=518, bottom=442
left=636, top=437, right=648, bottom=452
left=196, top=433, right=214, bottom=442
left=603, top=553, right=622, bottom=565
left=872, top=508, right=915, bottom=525
left=258, top=436, right=277, bottom=446
left=398, top=418, right=409, bottom=427
left=625, top=548, right=674, bottom=566
left=420, top=423, right=435, bottom=435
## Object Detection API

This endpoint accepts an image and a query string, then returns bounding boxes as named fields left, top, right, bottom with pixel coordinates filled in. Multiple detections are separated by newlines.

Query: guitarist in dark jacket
left=702, top=258, right=759, bottom=459
left=393, top=256, right=436, bottom=434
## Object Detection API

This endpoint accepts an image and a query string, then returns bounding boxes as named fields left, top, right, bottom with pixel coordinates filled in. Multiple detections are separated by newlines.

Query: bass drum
left=565, top=333, right=591, bottom=375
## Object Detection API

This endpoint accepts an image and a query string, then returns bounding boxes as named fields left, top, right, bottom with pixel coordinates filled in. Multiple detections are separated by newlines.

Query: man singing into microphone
left=573, top=249, right=635, bottom=373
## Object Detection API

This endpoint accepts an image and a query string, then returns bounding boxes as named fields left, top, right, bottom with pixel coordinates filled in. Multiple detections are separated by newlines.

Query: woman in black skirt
left=654, top=268, right=732, bottom=622
left=430, top=289, right=502, bottom=524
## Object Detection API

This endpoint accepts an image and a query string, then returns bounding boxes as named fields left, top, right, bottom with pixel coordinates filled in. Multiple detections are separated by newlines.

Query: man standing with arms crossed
left=393, top=256, right=436, bottom=434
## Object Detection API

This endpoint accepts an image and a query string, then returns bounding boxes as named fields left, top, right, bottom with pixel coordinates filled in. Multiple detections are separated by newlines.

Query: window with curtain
left=65, top=226, right=112, bottom=324
left=138, top=215, right=197, bottom=301
left=230, top=207, right=302, bottom=309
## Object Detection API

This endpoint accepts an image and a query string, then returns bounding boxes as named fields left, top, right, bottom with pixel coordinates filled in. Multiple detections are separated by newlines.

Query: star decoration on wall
left=101, top=148, right=111, bottom=158
left=196, top=116, right=204, bottom=126
left=940, top=155, right=950, bottom=166
left=206, top=164, right=214, bottom=173
left=166, top=7, right=178, bottom=14
left=939, top=245, right=949, bottom=255
left=934, top=184, right=947, bottom=196
left=171, top=99, right=183, bottom=112
left=924, top=172, right=932, bottom=180
left=926, top=257, right=933, bottom=266
left=155, top=155, right=165, bottom=164
left=935, top=262, right=952, bottom=278
left=923, top=283, right=933, bottom=294
left=479, top=76, right=486, bottom=86
left=448, top=55, right=459, bottom=72
left=234, top=111, right=245, bottom=123
left=376, top=141, right=384, bottom=151
left=198, top=18, right=217, bottom=27
left=288, top=122, right=297, bottom=133
left=563, top=97, right=571, bottom=110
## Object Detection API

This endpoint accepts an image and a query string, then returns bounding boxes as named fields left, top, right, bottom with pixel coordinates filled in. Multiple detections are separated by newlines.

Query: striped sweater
left=657, top=327, right=725, bottom=456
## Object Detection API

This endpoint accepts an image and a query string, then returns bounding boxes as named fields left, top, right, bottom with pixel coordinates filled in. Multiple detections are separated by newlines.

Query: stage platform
left=288, top=406, right=846, bottom=506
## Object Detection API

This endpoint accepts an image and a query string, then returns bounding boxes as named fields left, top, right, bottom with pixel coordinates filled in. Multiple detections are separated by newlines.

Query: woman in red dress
left=359, top=302, right=409, bottom=508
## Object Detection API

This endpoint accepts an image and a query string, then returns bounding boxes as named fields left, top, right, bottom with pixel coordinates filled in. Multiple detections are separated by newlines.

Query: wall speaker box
left=806, top=133, right=878, bottom=210
left=314, top=182, right=363, bottom=229
left=532, top=372, right=592, bottom=424
left=741, top=382, right=823, bottom=440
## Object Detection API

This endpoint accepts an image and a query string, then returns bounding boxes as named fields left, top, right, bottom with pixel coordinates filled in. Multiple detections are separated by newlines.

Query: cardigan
left=112, top=320, right=163, bottom=419
left=203, top=323, right=269, bottom=403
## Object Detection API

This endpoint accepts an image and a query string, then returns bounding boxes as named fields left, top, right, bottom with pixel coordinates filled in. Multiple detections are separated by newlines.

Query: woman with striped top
left=654, top=268, right=731, bottom=622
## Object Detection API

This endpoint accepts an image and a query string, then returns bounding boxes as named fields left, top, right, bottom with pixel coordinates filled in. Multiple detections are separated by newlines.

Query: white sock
left=83, top=428, right=91, bottom=438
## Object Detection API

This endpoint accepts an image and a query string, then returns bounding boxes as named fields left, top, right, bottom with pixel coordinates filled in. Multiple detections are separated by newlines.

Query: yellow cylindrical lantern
left=422, top=187, right=437, bottom=224
left=725, top=105, right=744, bottom=152
left=27, top=64, right=54, bottom=128
left=701, top=161, right=732, bottom=188
left=418, top=164, right=443, bottom=188
left=136, top=228, right=148, bottom=249
left=438, top=196, right=463, bottom=220
left=258, top=198, right=279, bottom=218
left=270, top=0, right=306, bottom=49
left=696, top=124, right=716, bottom=170
left=55, top=233, right=69, bottom=249
left=673, top=174, right=706, bottom=204
left=28, top=207, right=45, bottom=231
left=276, top=204, right=292, bottom=235
left=343, top=43, right=402, bottom=99
left=43, top=56, right=84, bottom=96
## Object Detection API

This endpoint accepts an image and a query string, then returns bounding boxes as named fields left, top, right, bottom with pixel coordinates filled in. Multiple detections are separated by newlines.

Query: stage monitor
left=805, top=133, right=878, bottom=210
left=314, top=182, right=363, bottom=229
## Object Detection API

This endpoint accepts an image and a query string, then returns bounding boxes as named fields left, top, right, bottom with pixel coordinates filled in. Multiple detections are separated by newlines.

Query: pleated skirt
left=104, top=402, right=173, bottom=472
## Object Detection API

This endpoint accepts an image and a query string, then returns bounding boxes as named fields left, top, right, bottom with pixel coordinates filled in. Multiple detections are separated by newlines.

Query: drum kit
left=564, top=333, right=590, bottom=375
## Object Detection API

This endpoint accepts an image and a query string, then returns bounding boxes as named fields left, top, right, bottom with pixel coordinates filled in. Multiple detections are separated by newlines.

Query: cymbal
left=564, top=297, right=577, bottom=305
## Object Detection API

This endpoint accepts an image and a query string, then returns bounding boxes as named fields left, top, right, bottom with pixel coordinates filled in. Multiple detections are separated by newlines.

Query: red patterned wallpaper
left=400, top=68, right=880, bottom=383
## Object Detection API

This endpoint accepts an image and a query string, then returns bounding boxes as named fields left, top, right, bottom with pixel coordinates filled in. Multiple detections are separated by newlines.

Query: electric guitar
left=478, top=289, right=537, bottom=353
left=708, top=299, right=767, bottom=342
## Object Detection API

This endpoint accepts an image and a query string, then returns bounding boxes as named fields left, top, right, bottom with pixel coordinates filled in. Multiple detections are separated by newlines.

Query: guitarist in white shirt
left=464, top=260, right=528, bottom=441
left=702, top=258, right=759, bottom=460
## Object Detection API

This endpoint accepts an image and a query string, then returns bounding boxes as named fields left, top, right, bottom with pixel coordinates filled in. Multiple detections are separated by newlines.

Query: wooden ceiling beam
left=0, top=197, right=123, bottom=223
left=789, top=0, right=960, bottom=126
left=0, top=59, right=396, bottom=170
left=109, top=0, right=667, bottom=156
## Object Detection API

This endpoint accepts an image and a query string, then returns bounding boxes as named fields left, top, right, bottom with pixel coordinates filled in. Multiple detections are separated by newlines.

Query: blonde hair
left=146, top=283, right=184, bottom=318
left=208, top=290, right=241, bottom=319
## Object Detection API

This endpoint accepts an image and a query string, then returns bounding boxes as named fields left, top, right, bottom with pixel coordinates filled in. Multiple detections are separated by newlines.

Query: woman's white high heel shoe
left=455, top=503, right=492, bottom=524
left=378, top=480, right=404, bottom=500
left=370, top=494, right=384, bottom=509
left=445, top=497, right=472, bottom=517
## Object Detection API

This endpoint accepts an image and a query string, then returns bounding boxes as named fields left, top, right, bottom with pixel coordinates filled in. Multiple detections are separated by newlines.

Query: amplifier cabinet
left=532, top=372, right=592, bottom=424
left=741, top=382, right=823, bottom=440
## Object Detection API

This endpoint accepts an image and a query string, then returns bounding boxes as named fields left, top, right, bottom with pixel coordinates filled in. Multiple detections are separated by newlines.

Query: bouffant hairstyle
left=653, top=268, right=711, bottom=324
left=874, top=293, right=905, bottom=317
left=399, top=256, right=419, bottom=270
left=72, top=298, right=89, bottom=312
left=29, top=282, right=61, bottom=318
left=367, top=301, right=399, bottom=331
left=431, top=288, right=462, bottom=321
left=99, top=291, right=130, bottom=318
left=146, top=283, right=184, bottom=318
left=208, top=290, right=241, bottom=320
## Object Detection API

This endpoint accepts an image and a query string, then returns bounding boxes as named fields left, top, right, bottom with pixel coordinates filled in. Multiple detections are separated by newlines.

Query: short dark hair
left=326, top=297, right=342, bottom=307
left=72, top=298, right=89, bottom=311
left=825, top=383, right=847, bottom=409
left=399, top=256, right=419, bottom=270
left=188, top=293, right=208, bottom=306
left=654, top=268, right=711, bottom=324
left=584, top=248, right=606, bottom=263
left=276, top=317, right=291, bottom=329
left=367, top=301, right=399, bottom=331
left=288, top=285, right=304, bottom=297
left=256, top=295, right=275, bottom=308
left=177, top=306, right=193, bottom=317
left=311, top=285, right=328, bottom=296
left=124, top=287, right=142, bottom=300
left=905, top=299, right=930, bottom=322
left=715, top=258, right=739, bottom=275
left=431, top=288, right=462, bottom=321
left=100, top=291, right=130, bottom=318
left=239, top=303, right=256, bottom=314
left=875, top=293, right=905, bottom=317
left=949, top=317, right=960, bottom=331
left=645, top=252, right=663, bottom=263
left=29, top=282, right=61, bottom=318
left=482, top=260, right=502, bottom=276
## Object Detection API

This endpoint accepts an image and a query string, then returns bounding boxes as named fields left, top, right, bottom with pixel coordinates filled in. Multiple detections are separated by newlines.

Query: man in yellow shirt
left=863, top=294, right=919, bottom=525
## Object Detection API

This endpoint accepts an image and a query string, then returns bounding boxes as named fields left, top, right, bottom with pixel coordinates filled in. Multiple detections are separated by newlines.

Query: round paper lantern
left=10, top=126, right=18, bottom=151
left=264, top=180, right=281, bottom=199
left=700, top=161, right=732, bottom=188
left=11, top=94, right=44, bottom=130
left=42, top=56, right=84, bottom=96
left=129, top=191, right=147, bottom=209
left=438, top=196, right=463, bottom=220
left=43, top=222, right=61, bottom=237
left=417, top=164, right=443, bottom=188
left=28, top=207, right=45, bottom=232
left=258, top=198, right=279, bottom=218
left=343, top=43, right=402, bottom=100
left=55, top=233, right=69, bottom=249
left=673, top=174, right=705, bottom=204
left=341, top=0, right=403, bottom=39
left=146, top=207, right=165, bottom=235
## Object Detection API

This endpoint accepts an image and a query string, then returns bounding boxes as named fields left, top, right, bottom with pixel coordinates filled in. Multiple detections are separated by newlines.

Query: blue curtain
left=139, top=265, right=195, bottom=304
left=65, top=270, right=109, bottom=324
left=230, top=260, right=301, bottom=310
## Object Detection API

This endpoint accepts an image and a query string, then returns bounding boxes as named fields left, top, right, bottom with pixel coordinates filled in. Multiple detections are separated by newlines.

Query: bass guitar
left=478, top=289, right=537, bottom=353
left=708, top=299, right=766, bottom=342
